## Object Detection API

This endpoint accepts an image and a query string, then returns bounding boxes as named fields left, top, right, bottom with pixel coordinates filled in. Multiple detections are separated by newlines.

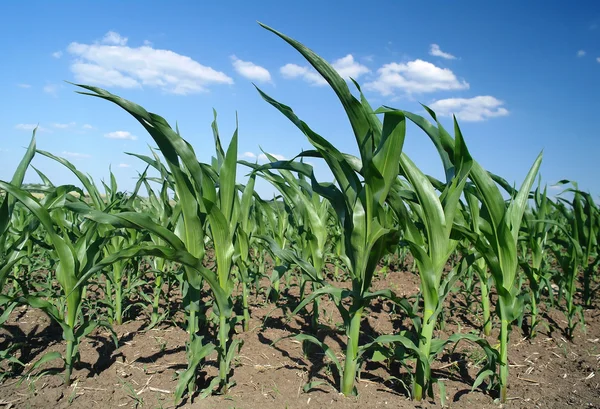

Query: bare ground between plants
left=1, top=269, right=600, bottom=409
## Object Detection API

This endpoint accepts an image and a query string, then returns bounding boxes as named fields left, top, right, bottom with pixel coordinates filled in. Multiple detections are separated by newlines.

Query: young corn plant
left=127, top=152, right=182, bottom=326
left=462, top=188, right=493, bottom=336
left=0, top=132, right=36, bottom=311
left=379, top=107, right=474, bottom=400
left=520, top=183, right=553, bottom=337
left=242, top=158, right=329, bottom=331
left=549, top=183, right=597, bottom=337
left=0, top=182, right=119, bottom=385
left=254, top=23, right=406, bottom=396
left=34, top=152, right=147, bottom=326
left=402, top=107, right=542, bottom=403
left=71, top=85, right=250, bottom=399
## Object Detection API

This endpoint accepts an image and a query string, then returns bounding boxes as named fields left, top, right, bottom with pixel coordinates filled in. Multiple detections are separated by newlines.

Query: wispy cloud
left=429, top=96, right=509, bottom=122
left=577, top=50, right=586, bottom=57
left=43, top=83, right=60, bottom=96
left=52, top=51, right=63, bottom=59
left=62, top=151, right=91, bottom=159
left=102, top=31, right=128, bottom=46
left=365, top=59, right=469, bottom=96
left=230, top=55, right=272, bottom=83
left=429, top=44, right=457, bottom=60
left=597, top=57, right=600, bottom=63
left=105, top=131, right=137, bottom=140
left=67, top=31, right=233, bottom=94
left=17, top=83, right=32, bottom=89
left=82, top=124, right=94, bottom=129
left=118, top=163, right=131, bottom=168
left=14, top=124, right=51, bottom=133
left=280, top=54, right=369, bottom=86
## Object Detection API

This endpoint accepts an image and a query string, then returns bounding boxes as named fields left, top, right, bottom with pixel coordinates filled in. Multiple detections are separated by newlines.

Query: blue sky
left=1, top=1, right=599, bottom=198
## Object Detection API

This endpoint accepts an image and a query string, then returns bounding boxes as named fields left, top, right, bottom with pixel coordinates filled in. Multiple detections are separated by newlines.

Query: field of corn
left=0, top=24, right=599, bottom=409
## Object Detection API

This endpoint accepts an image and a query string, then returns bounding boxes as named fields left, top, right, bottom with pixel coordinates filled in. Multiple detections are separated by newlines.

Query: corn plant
left=549, top=183, right=597, bottom=337
left=379, top=107, right=474, bottom=400
left=35, top=153, right=147, bottom=326
left=255, top=23, right=407, bottom=396
left=0, top=182, right=120, bottom=385
left=402, top=107, right=542, bottom=403
left=233, top=174, right=257, bottom=331
left=242, top=158, right=330, bottom=330
left=0, top=133, right=36, bottom=305
left=462, top=188, right=493, bottom=336
left=519, top=183, right=553, bottom=337
left=71, top=85, right=252, bottom=399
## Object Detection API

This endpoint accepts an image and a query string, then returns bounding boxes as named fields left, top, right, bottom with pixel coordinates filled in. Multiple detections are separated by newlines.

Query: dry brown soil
left=1, top=268, right=599, bottom=409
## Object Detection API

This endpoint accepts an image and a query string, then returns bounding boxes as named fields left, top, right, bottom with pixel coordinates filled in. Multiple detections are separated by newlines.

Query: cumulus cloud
left=280, top=54, right=369, bottom=86
left=105, top=131, right=137, bottom=140
left=118, top=163, right=131, bottom=168
left=62, top=151, right=91, bottom=159
left=82, top=124, right=94, bottom=129
left=429, top=96, right=509, bottom=122
left=364, top=59, right=469, bottom=96
left=52, top=51, right=63, bottom=59
left=66, top=31, right=234, bottom=94
left=429, top=44, right=456, bottom=60
left=14, top=124, right=51, bottom=133
left=231, top=55, right=272, bottom=83
left=331, top=54, right=370, bottom=79
left=577, top=50, right=586, bottom=57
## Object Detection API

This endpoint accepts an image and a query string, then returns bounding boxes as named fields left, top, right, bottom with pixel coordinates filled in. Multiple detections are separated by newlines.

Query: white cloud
left=597, top=57, right=600, bottom=63
left=82, top=124, right=94, bottom=129
left=118, top=163, right=131, bottom=168
left=17, top=83, right=31, bottom=88
left=577, top=50, right=586, bottom=57
left=231, top=55, right=272, bottom=83
left=364, top=59, right=469, bottom=96
left=62, top=151, right=91, bottom=159
left=105, top=131, right=137, bottom=140
left=280, top=64, right=327, bottom=86
left=102, top=31, right=128, bottom=46
left=70, top=63, right=140, bottom=89
left=67, top=31, right=233, bottom=94
left=239, top=151, right=285, bottom=162
left=280, top=54, right=369, bottom=86
left=239, top=151, right=257, bottom=159
left=43, top=83, right=60, bottom=96
left=52, top=122, right=76, bottom=129
left=14, top=124, right=51, bottom=133
left=429, top=96, right=509, bottom=122
left=429, top=44, right=457, bottom=60
left=52, top=51, right=63, bottom=59
left=331, top=54, right=370, bottom=79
